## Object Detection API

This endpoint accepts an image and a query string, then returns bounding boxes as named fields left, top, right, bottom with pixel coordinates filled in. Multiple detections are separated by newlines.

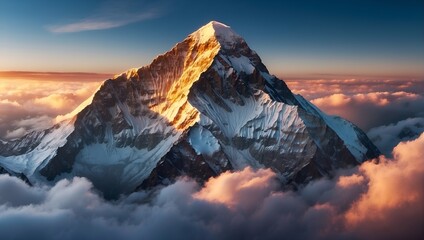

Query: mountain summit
left=0, top=21, right=380, bottom=198
left=190, top=21, right=242, bottom=46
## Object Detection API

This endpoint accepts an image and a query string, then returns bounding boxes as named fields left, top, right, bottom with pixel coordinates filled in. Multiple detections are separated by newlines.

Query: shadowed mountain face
left=0, top=21, right=379, bottom=198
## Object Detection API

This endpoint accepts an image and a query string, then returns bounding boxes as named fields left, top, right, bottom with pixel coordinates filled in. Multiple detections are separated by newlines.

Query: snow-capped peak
left=0, top=21, right=380, bottom=198
left=190, top=21, right=242, bottom=47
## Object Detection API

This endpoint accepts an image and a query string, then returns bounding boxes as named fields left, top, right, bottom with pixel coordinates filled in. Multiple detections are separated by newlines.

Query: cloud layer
left=311, top=91, right=424, bottom=130
left=0, top=78, right=101, bottom=139
left=1, top=134, right=423, bottom=239
left=367, top=117, right=424, bottom=156
left=286, top=79, right=424, bottom=133
left=286, top=78, right=424, bottom=100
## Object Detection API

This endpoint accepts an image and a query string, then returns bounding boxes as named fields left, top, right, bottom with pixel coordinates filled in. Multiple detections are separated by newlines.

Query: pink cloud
left=336, top=174, right=365, bottom=188
left=312, top=91, right=421, bottom=108
left=344, top=134, right=424, bottom=239
left=0, top=79, right=100, bottom=139
left=286, top=78, right=424, bottom=100
left=312, top=93, right=351, bottom=107
left=190, top=134, right=424, bottom=239
left=311, top=91, right=424, bottom=130
left=194, top=167, right=277, bottom=210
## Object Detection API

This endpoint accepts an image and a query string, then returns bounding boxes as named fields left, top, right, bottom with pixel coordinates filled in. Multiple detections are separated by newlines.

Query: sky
left=1, top=0, right=424, bottom=79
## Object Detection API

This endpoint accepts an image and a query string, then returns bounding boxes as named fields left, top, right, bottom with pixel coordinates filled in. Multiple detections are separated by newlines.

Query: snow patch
left=190, top=21, right=242, bottom=48
left=227, top=56, right=255, bottom=74
left=0, top=120, right=75, bottom=177
left=71, top=132, right=182, bottom=196
left=188, top=125, right=220, bottom=156
left=295, top=95, right=368, bottom=161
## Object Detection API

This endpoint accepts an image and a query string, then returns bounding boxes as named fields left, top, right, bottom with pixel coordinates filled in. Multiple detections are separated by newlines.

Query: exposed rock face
left=0, top=166, right=7, bottom=175
left=0, top=21, right=380, bottom=198
left=138, top=124, right=233, bottom=190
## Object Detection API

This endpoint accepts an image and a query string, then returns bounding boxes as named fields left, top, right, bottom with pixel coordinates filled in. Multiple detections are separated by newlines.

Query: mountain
left=0, top=21, right=380, bottom=198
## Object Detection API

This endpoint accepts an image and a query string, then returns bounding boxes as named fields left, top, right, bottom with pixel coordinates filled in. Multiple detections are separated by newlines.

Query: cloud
left=312, top=91, right=421, bottom=107
left=367, top=117, right=424, bottom=156
left=5, top=127, right=28, bottom=140
left=4, top=115, right=54, bottom=139
left=34, top=93, right=86, bottom=110
left=286, top=79, right=424, bottom=100
left=0, top=174, right=44, bottom=206
left=312, top=93, right=351, bottom=107
left=1, top=134, right=423, bottom=239
left=345, top=135, right=424, bottom=239
left=284, top=79, right=424, bottom=131
left=0, top=79, right=100, bottom=139
left=0, top=99, right=20, bottom=107
left=46, top=1, right=162, bottom=33
left=47, top=12, right=157, bottom=33
left=194, top=168, right=277, bottom=211
left=311, top=91, right=424, bottom=130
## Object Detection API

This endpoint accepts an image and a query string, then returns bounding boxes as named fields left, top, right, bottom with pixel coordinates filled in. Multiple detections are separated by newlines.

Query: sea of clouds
left=1, top=132, right=423, bottom=239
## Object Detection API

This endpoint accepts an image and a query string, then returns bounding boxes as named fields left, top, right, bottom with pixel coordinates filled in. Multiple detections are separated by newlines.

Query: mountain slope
left=0, top=21, right=380, bottom=198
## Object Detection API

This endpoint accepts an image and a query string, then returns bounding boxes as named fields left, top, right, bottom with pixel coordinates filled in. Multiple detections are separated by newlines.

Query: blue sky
left=1, top=0, right=423, bottom=79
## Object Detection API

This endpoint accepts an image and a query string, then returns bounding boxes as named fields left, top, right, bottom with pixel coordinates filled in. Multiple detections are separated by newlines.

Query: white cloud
left=367, top=117, right=424, bottom=156
left=5, top=128, right=28, bottom=140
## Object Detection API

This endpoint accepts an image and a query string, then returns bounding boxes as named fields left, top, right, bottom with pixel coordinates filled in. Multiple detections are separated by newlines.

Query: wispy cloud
left=47, top=12, right=157, bottom=33
left=46, top=1, right=162, bottom=33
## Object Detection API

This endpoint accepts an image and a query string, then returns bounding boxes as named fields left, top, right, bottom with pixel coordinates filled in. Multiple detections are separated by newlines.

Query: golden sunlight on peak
left=114, top=68, right=139, bottom=79
left=153, top=40, right=220, bottom=130
left=109, top=32, right=221, bottom=131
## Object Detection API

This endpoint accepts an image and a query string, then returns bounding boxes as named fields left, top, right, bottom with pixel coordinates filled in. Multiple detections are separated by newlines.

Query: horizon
left=1, top=0, right=424, bottom=80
